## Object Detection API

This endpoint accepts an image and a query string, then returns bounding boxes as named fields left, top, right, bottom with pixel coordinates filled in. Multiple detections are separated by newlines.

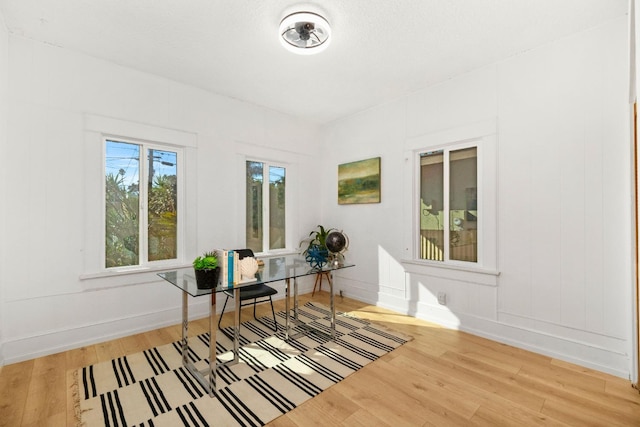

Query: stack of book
left=215, top=249, right=239, bottom=288
left=214, top=249, right=258, bottom=287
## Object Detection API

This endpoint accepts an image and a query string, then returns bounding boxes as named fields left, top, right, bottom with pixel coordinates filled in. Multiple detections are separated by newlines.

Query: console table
left=158, top=255, right=354, bottom=397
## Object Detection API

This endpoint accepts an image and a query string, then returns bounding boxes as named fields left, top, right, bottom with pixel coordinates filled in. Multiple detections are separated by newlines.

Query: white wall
left=323, top=17, right=634, bottom=378
left=1, top=12, right=633, bottom=381
left=1, top=35, right=323, bottom=363
left=0, top=8, right=8, bottom=366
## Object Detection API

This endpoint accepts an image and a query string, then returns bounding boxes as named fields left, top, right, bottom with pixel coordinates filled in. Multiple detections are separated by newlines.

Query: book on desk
left=215, top=249, right=257, bottom=288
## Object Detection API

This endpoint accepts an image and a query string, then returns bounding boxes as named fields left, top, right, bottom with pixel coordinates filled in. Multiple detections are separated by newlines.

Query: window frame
left=236, top=143, right=299, bottom=258
left=80, top=114, right=197, bottom=283
left=417, top=140, right=481, bottom=266
left=403, top=120, right=498, bottom=274
left=245, top=157, right=290, bottom=255
left=103, top=136, right=185, bottom=270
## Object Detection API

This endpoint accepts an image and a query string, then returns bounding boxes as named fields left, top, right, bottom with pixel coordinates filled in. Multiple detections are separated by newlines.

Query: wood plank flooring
left=1, top=291, right=639, bottom=426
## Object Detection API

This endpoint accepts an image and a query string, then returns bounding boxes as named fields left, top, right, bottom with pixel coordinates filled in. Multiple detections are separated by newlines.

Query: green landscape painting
left=338, top=157, right=381, bottom=204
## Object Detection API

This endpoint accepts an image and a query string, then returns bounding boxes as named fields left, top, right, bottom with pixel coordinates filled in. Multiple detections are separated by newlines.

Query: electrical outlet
left=437, top=292, right=447, bottom=305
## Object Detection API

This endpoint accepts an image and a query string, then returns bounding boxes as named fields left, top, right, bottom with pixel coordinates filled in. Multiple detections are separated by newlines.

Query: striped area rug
left=73, top=302, right=411, bottom=426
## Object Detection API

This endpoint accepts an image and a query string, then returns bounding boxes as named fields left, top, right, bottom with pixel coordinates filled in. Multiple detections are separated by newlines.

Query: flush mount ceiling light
left=279, top=11, right=331, bottom=55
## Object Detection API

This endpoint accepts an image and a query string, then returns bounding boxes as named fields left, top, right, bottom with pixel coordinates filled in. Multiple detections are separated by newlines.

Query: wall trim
left=376, top=299, right=630, bottom=379
left=405, top=118, right=497, bottom=151
left=403, top=260, right=499, bottom=287
left=1, top=283, right=311, bottom=365
left=457, top=315, right=630, bottom=379
left=2, top=304, right=205, bottom=365
left=84, top=114, right=197, bottom=147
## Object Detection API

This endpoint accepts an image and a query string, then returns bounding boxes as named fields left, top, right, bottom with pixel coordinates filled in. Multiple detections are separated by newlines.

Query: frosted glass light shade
left=279, top=12, right=331, bottom=55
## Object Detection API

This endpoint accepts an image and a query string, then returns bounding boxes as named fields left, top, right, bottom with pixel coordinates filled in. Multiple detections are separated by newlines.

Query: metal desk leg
left=285, top=278, right=290, bottom=340
left=294, top=276, right=299, bottom=322
left=329, top=271, right=335, bottom=339
left=181, top=289, right=245, bottom=398
left=182, top=291, right=189, bottom=366
left=182, top=291, right=216, bottom=397
left=207, top=292, right=216, bottom=396
left=233, top=287, right=240, bottom=363
left=284, top=277, right=300, bottom=340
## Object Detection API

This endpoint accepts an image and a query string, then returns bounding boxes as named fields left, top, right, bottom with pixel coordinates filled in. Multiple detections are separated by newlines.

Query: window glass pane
left=147, top=148, right=178, bottom=261
left=449, top=147, right=477, bottom=262
left=419, top=151, right=444, bottom=261
left=269, top=166, right=286, bottom=250
left=246, top=161, right=263, bottom=253
left=105, top=140, right=140, bottom=267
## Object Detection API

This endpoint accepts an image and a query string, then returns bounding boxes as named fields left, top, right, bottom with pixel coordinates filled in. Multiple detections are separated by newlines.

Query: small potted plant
left=301, top=225, right=335, bottom=268
left=193, top=251, right=220, bottom=289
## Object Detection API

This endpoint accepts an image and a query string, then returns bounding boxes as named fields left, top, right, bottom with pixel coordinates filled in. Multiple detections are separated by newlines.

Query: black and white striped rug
left=74, top=302, right=411, bottom=426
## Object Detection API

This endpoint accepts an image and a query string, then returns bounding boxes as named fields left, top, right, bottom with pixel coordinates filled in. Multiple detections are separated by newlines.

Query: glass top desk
left=158, top=255, right=354, bottom=396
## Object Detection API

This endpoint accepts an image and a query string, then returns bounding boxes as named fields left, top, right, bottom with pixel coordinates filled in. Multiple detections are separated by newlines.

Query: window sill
left=257, top=250, right=301, bottom=259
left=80, top=263, right=191, bottom=291
left=80, top=263, right=192, bottom=280
left=401, top=259, right=500, bottom=286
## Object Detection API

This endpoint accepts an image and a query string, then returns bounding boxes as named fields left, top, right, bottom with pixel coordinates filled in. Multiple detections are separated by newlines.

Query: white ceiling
left=0, top=0, right=629, bottom=124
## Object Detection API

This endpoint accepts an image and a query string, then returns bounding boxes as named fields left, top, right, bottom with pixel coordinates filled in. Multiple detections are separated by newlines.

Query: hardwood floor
left=1, top=292, right=639, bottom=426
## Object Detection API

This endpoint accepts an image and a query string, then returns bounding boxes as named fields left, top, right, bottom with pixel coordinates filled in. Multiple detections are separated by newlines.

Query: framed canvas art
left=338, top=157, right=381, bottom=204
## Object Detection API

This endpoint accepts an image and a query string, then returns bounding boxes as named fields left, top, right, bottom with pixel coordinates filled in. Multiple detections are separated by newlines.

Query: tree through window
left=246, top=160, right=286, bottom=254
left=105, top=139, right=180, bottom=268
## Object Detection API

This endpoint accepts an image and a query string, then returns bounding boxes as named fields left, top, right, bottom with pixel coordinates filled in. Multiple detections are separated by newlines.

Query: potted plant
left=301, top=225, right=335, bottom=268
left=193, top=251, right=220, bottom=289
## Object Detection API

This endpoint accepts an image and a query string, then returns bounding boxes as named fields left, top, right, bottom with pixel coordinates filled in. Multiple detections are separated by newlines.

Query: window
left=245, top=160, right=286, bottom=254
left=419, top=144, right=478, bottom=263
left=105, top=139, right=181, bottom=268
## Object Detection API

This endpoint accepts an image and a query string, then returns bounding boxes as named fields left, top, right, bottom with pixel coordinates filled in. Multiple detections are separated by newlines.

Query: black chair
left=217, top=249, right=278, bottom=332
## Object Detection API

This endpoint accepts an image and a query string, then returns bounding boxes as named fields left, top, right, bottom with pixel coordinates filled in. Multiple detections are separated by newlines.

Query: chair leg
left=312, top=272, right=321, bottom=296
left=217, top=295, right=230, bottom=330
left=269, top=297, right=277, bottom=332
left=251, top=298, right=278, bottom=332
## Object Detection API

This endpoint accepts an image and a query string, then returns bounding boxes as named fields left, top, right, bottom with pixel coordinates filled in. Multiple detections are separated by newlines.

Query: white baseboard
left=4, top=284, right=629, bottom=380
left=332, top=277, right=379, bottom=307
left=2, top=304, right=201, bottom=365
left=1, top=287, right=305, bottom=366
left=374, top=298, right=631, bottom=380
left=455, top=317, right=630, bottom=379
